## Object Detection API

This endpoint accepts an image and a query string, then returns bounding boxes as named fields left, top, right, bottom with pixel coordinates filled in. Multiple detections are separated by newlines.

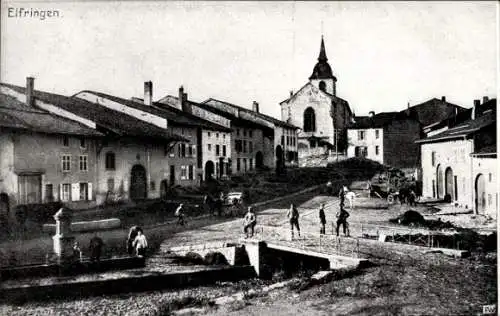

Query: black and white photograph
left=0, top=1, right=498, bottom=315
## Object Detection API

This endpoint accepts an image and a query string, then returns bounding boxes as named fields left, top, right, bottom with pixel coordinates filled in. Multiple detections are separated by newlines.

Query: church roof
left=309, top=37, right=336, bottom=81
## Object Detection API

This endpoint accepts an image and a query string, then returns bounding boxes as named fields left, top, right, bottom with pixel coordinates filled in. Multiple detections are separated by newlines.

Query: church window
left=303, top=107, right=316, bottom=132
left=319, top=81, right=326, bottom=92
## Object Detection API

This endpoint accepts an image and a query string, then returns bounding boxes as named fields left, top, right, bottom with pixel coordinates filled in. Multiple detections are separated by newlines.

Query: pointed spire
left=318, top=36, right=328, bottom=62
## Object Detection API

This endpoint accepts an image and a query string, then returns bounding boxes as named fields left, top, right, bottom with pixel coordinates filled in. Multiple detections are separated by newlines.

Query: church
left=280, top=37, right=353, bottom=160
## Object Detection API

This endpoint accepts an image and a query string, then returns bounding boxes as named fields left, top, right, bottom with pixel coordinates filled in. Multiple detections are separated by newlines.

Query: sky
left=1, top=1, right=498, bottom=119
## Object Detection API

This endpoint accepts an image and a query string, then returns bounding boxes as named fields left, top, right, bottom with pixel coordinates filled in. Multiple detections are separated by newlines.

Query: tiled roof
left=407, top=98, right=467, bottom=126
left=78, top=90, right=230, bottom=132
left=348, top=112, right=404, bottom=129
left=0, top=83, right=185, bottom=141
left=416, top=111, right=495, bottom=144
left=0, top=103, right=103, bottom=137
left=202, top=98, right=299, bottom=129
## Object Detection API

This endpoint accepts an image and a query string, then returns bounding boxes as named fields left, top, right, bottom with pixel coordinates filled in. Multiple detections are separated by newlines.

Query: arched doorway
left=160, top=180, right=168, bottom=200
left=436, top=164, right=443, bottom=199
left=205, top=160, right=215, bottom=180
left=130, top=165, right=147, bottom=201
left=255, top=151, right=264, bottom=169
left=475, top=174, right=486, bottom=214
left=275, top=145, right=284, bottom=174
left=445, top=167, right=454, bottom=200
left=0, top=193, right=9, bottom=223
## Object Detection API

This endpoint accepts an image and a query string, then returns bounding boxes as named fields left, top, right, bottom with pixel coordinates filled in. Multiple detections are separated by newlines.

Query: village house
left=0, top=79, right=187, bottom=206
left=347, top=111, right=421, bottom=175
left=416, top=97, right=497, bottom=218
left=0, top=80, right=103, bottom=214
left=279, top=37, right=353, bottom=160
left=347, top=97, right=467, bottom=177
left=199, top=98, right=299, bottom=172
left=74, top=82, right=232, bottom=183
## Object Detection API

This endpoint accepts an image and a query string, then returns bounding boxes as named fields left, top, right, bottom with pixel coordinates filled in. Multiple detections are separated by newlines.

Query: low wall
left=0, top=256, right=145, bottom=281
left=0, top=265, right=256, bottom=302
left=169, top=242, right=243, bottom=266
left=42, top=218, right=122, bottom=234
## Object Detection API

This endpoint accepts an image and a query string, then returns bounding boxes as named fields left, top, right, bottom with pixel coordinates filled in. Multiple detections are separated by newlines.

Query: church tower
left=309, top=36, right=337, bottom=96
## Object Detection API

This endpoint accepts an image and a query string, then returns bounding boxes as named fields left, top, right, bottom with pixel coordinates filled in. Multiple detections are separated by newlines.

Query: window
left=243, top=140, right=247, bottom=153
left=375, top=146, right=379, bottom=155
left=181, top=128, right=185, bottom=135
left=235, top=140, right=242, bottom=152
left=188, top=145, right=193, bottom=157
left=236, top=129, right=240, bottom=136
left=237, top=158, right=241, bottom=172
left=216, top=145, right=220, bottom=156
left=208, top=144, right=212, bottom=152
left=18, top=175, right=42, bottom=204
left=249, top=130, right=253, bottom=138
left=281, top=135, right=285, bottom=145
left=249, top=141, right=253, bottom=153
left=431, top=151, right=436, bottom=167
left=216, top=133, right=219, bottom=138
left=223, top=134, right=226, bottom=139
left=191, top=145, right=196, bottom=157
left=181, top=143, right=186, bottom=157
left=62, top=155, right=71, bottom=172
left=79, top=183, right=88, bottom=201
left=243, top=129, right=247, bottom=137
left=303, top=107, right=316, bottom=132
left=488, top=194, right=492, bottom=206
left=375, top=130, right=380, bottom=139
left=208, top=132, right=211, bottom=137
left=188, top=165, right=194, bottom=180
left=243, top=158, right=247, bottom=172
left=223, top=145, right=227, bottom=157
left=79, top=137, right=86, bottom=148
left=107, top=178, right=115, bottom=192
left=62, top=183, right=71, bottom=202
left=357, top=131, right=365, bottom=140
left=150, top=181, right=156, bottom=191
left=249, top=158, right=253, bottom=170
left=181, top=166, right=187, bottom=180
left=45, top=184, right=54, bottom=202
left=62, top=136, right=69, bottom=147
left=79, top=155, right=88, bottom=171
left=105, top=152, right=115, bottom=170
left=355, top=146, right=368, bottom=158
left=489, top=173, right=492, bottom=182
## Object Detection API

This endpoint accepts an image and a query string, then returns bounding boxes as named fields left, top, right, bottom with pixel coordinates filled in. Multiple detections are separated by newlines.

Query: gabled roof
left=406, top=98, right=467, bottom=126
left=0, top=83, right=184, bottom=141
left=348, top=112, right=406, bottom=129
left=78, top=90, right=230, bottom=132
left=202, top=97, right=298, bottom=129
left=416, top=111, right=495, bottom=144
left=0, top=91, right=102, bottom=136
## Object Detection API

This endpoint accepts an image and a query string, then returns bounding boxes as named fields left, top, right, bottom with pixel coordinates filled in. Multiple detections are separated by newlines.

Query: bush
left=14, top=202, right=64, bottom=224
left=203, top=251, right=228, bottom=265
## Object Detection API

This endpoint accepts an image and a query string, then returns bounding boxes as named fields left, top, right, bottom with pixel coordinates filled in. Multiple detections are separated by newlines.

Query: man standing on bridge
left=243, top=206, right=257, bottom=238
left=287, top=203, right=301, bottom=240
left=319, top=203, right=326, bottom=235
left=336, top=205, right=350, bottom=237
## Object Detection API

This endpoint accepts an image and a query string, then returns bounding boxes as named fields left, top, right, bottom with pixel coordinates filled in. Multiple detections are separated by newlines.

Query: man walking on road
left=336, top=205, right=350, bottom=237
left=175, top=203, right=186, bottom=226
left=243, top=206, right=257, bottom=238
left=287, top=203, right=301, bottom=239
left=319, top=203, right=326, bottom=235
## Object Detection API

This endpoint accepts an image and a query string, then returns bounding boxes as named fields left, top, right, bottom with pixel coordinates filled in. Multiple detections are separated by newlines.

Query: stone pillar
left=52, top=207, right=75, bottom=264
left=241, top=239, right=267, bottom=278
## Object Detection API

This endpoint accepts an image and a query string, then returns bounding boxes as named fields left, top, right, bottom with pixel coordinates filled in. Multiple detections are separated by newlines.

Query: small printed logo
left=482, top=304, right=496, bottom=315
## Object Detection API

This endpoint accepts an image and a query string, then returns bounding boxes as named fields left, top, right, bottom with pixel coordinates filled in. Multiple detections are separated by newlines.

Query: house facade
left=279, top=37, right=353, bottom=159
left=0, top=82, right=103, bottom=213
left=417, top=98, right=497, bottom=218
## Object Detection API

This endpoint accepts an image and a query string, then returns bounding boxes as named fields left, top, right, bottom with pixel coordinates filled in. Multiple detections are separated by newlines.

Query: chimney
left=472, top=99, right=480, bottom=120
left=289, top=90, right=293, bottom=98
left=441, top=96, right=446, bottom=102
left=178, top=86, right=184, bottom=110
left=368, top=111, right=375, bottom=118
left=483, top=96, right=489, bottom=104
left=26, top=77, right=34, bottom=107
left=144, top=81, right=152, bottom=106
left=252, top=101, right=259, bottom=113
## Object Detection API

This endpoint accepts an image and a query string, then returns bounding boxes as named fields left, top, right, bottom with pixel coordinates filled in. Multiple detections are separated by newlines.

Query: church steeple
left=309, top=37, right=336, bottom=81
left=318, top=36, right=328, bottom=62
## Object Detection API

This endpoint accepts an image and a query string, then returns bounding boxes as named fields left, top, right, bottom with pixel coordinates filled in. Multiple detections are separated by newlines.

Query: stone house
left=416, top=98, right=497, bottom=218
left=0, top=80, right=103, bottom=213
